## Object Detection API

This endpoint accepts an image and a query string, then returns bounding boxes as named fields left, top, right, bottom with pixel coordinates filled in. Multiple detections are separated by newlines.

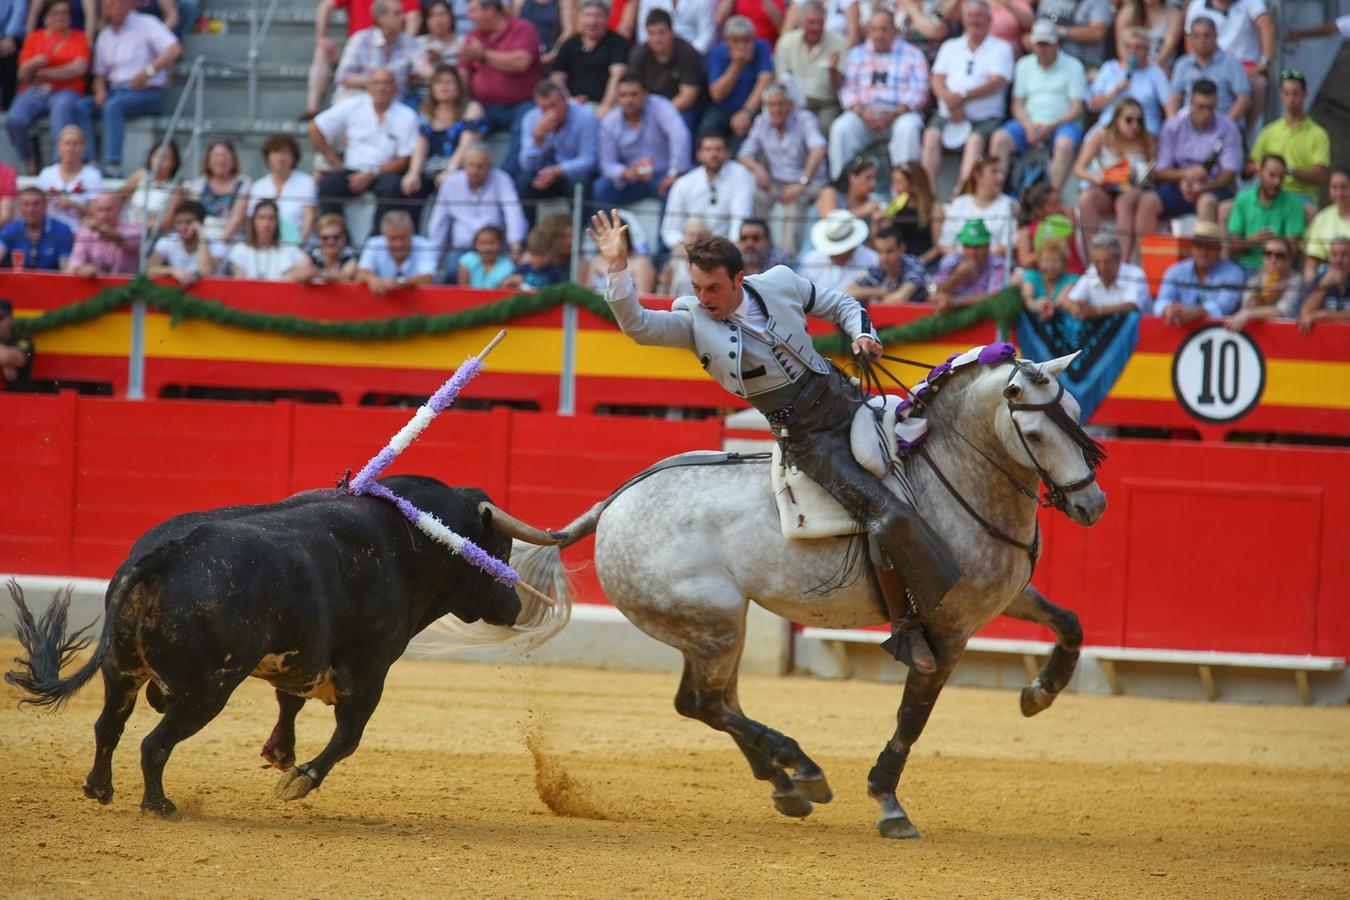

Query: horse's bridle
left=1003, top=362, right=1099, bottom=514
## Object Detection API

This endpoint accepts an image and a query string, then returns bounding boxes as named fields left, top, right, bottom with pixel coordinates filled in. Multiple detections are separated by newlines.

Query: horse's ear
left=1003, top=382, right=1022, bottom=400
left=1040, top=351, right=1082, bottom=379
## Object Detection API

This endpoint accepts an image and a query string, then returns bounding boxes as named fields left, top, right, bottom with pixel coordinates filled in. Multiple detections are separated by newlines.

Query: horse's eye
left=1026, top=432, right=1042, bottom=443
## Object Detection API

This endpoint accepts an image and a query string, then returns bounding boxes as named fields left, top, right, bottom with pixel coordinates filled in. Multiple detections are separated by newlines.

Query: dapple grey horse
left=527, top=353, right=1107, bottom=838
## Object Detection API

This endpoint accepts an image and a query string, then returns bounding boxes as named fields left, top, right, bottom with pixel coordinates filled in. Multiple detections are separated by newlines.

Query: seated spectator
left=307, top=213, right=361, bottom=282
left=513, top=0, right=567, bottom=65
left=146, top=200, right=224, bottom=286
left=6, top=0, right=91, bottom=176
left=456, top=224, right=521, bottom=287
left=75, top=0, right=182, bottom=176
left=413, top=0, right=466, bottom=95
left=429, top=144, right=528, bottom=272
left=921, top=1, right=1014, bottom=193
left=1067, top=232, right=1151, bottom=317
left=644, top=0, right=716, bottom=55
left=660, top=132, right=756, bottom=249
left=593, top=74, right=690, bottom=205
left=1165, top=17, right=1248, bottom=126
left=226, top=200, right=312, bottom=282
left=401, top=65, right=487, bottom=208
left=1132, top=80, right=1241, bottom=235
left=629, top=7, right=704, bottom=135
left=1225, top=235, right=1303, bottom=331
left=888, top=0, right=957, bottom=61
left=1016, top=183, right=1082, bottom=273
left=799, top=209, right=879, bottom=293
left=301, top=0, right=422, bottom=121
left=23, top=0, right=94, bottom=35
left=516, top=225, right=568, bottom=288
left=333, top=0, right=418, bottom=104
left=699, top=15, right=773, bottom=154
left=1304, top=169, right=1350, bottom=283
left=773, top=1, right=847, bottom=134
left=932, top=219, right=1008, bottom=310
left=735, top=82, right=827, bottom=256
left=828, top=11, right=928, bottom=180
left=0, top=187, right=74, bottom=270
left=1152, top=220, right=1244, bottom=323
left=188, top=140, right=250, bottom=244
left=66, top=193, right=139, bottom=277
left=1247, top=71, right=1329, bottom=209
left=550, top=0, right=629, bottom=117
left=586, top=215, right=655, bottom=290
left=1183, top=0, right=1273, bottom=134
left=1298, top=237, right=1350, bottom=333
left=516, top=80, right=599, bottom=212
left=736, top=216, right=789, bottom=274
left=1223, top=154, right=1306, bottom=272
left=1020, top=238, right=1078, bottom=321
left=1114, top=0, right=1182, bottom=70
left=460, top=0, right=546, bottom=175
left=310, top=68, right=418, bottom=236
left=1089, top=27, right=1169, bottom=135
left=716, top=0, right=786, bottom=46
left=1073, top=99, right=1155, bottom=264
left=116, top=139, right=181, bottom=236
left=939, top=156, right=1017, bottom=255
left=1034, top=0, right=1112, bottom=69
left=36, top=125, right=101, bottom=232
left=879, top=161, right=941, bottom=265
left=816, top=155, right=881, bottom=235
left=0, top=299, right=35, bottom=391
left=989, top=20, right=1085, bottom=193
left=781, top=0, right=859, bottom=48
left=248, top=135, right=318, bottom=249
left=658, top=216, right=707, bottom=294
left=847, top=225, right=930, bottom=305
left=358, top=209, right=439, bottom=291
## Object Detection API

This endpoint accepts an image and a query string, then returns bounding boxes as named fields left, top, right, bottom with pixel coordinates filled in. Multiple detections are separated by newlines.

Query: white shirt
left=35, top=164, right=104, bottom=232
left=1067, top=263, right=1151, bottom=310
left=636, top=0, right=717, bottom=53
left=314, top=94, right=419, bottom=171
left=247, top=171, right=317, bottom=246
left=151, top=234, right=226, bottom=275
left=940, top=193, right=1018, bottom=251
left=1185, top=0, right=1268, bottom=63
left=660, top=161, right=757, bottom=249
left=227, top=243, right=307, bottom=280
left=798, top=245, right=880, bottom=294
left=357, top=235, right=439, bottom=279
left=931, top=34, right=1016, bottom=122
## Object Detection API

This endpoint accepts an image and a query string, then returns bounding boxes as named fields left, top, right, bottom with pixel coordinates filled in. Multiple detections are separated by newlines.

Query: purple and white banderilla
left=346, top=329, right=555, bottom=607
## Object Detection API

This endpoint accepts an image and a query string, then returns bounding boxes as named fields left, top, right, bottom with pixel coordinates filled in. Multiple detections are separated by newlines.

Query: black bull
left=5, top=476, right=565, bottom=818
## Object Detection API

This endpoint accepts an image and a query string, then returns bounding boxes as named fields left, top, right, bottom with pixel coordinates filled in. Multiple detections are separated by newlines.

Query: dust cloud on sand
left=522, top=713, right=610, bottom=821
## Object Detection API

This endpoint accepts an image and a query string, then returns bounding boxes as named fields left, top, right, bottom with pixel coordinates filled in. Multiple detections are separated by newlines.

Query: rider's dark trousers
left=758, top=368, right=960, bottom=616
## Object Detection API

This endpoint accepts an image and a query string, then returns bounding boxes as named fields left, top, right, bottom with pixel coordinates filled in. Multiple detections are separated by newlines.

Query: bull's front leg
left=261, top=690, right=306, bottom=770
left=275, top=663, right=388, bottom=802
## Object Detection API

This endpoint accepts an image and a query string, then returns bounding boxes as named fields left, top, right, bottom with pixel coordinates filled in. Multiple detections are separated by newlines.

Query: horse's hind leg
left=83, top=667, right=144, bottom=805
left=1002, top=584, right=1083, bottom=717
left=723, top=669, right=832, bottom=804
left=869, top=661, right=955, bottom=840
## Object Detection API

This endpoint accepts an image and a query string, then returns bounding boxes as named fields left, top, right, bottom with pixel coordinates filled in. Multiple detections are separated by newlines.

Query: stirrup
left=880, top=626, right=937, bottom=675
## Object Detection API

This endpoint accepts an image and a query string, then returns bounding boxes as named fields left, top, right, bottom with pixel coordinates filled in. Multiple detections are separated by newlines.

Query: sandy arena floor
left=1, top=638, right=1347, bottom=898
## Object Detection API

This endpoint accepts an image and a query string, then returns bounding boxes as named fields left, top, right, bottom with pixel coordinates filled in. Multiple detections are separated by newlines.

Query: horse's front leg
left=1002, top=584, right=1083, bottom=716
left=867, top=654, right=956, bottom=840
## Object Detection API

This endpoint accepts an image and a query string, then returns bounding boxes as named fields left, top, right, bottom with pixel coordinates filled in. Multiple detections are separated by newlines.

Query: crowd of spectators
left=0, top=0, right=1345, bottom=332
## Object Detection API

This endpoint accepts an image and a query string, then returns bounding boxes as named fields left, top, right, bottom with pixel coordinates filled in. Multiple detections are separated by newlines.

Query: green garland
left=15, top=275, right=1020, bottom=352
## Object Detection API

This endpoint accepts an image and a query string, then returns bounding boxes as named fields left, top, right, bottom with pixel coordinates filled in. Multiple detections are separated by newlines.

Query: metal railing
left=246, top=0, right=286, bottom=122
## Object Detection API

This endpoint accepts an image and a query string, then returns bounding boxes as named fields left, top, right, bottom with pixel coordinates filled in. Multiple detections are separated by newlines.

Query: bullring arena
left=3, top=642, right=1348, bottom=897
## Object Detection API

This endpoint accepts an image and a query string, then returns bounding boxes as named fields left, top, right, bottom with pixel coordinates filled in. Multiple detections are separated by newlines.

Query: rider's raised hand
left=588, top=209, right=630, bottom=274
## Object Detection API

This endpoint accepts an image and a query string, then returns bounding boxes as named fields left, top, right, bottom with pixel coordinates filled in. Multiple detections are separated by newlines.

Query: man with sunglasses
left=660, top=133, right=756, bottom=252
left=1224, top=154, right=1306, bottom=272
left=1247, top=70, right=1330, bottom=208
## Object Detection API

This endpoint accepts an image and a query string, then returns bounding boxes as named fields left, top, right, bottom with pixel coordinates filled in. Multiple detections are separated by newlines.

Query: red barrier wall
left=3, top=393, right=1346, bottom=660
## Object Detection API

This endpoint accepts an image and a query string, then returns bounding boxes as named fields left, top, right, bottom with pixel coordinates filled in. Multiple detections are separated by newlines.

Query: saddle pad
left=771, top=443, right=865, bottom=540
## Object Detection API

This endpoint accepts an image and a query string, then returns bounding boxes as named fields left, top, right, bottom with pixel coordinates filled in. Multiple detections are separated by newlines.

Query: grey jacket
left=604, top=265, right=877, bottom=400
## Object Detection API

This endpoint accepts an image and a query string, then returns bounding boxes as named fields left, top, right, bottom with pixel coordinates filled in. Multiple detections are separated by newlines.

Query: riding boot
left=872, top=563, right=937, bottom=675
left=885, top=506, right=963, bottom=619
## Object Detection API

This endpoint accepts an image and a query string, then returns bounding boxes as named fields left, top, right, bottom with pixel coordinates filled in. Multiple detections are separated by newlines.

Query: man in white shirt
left=798, top=209, right=879, bottom=293
left=426, top=144, right=529, bottom=260
left=146, top=200, right=225, bottom=286
left=660, top=133, right=756, bottom=250
left=357, top=210, right=439, bottom=294
left=735, top=83, right=827, bottom=257
left=920, top=0, right=1014, bottom=194
left=308, top=68, right=418, bottom=235
left=1184, top=0, right=1274, bottom=134
left=773, top=0, right=848, bottom=134
left=1066, top=233, right=1151, bottom=315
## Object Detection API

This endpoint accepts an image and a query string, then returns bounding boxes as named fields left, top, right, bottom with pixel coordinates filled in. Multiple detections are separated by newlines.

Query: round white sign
left=1171, top=326, right=1266, bottom=424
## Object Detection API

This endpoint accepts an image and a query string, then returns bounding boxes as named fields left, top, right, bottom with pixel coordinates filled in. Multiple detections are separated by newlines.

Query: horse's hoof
left=82, top=778, right=113, bottom=805
left=771, top=789, right=814, bottom=818
left=877, top=813, right=921, bottom=840
left=275, top=766, right=317, bottom=801
left=792, top=774, right=834, bottom=804
left=139, top=797, right=177, bottom=819
left=1020, top=680, right=1056, bottom=717
left=260, top=746, right=295, bottom=771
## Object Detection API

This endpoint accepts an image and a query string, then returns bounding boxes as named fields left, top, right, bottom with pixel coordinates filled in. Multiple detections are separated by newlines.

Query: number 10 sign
left=1171, top=326, right=1267, bottom=424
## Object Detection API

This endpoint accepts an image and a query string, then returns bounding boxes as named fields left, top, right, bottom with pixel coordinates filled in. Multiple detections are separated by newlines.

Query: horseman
left=589, top=210, right=961, bottom=673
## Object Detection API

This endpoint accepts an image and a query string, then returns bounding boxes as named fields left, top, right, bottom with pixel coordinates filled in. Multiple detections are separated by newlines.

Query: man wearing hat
left=0, top=299, right=35, bottom=391
left=989, top=19, right=1086, bottom=193
left=799, top=209, right=879, bottom=293
left=932, top=219, right=1008, bottom=311
left=1153, top=220, right=1246, bottom=324
left=589, top=208, right=962, bottom=674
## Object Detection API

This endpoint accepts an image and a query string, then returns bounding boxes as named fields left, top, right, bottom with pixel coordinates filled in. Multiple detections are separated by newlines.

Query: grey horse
left=469, top=352, right=1108, bottom=838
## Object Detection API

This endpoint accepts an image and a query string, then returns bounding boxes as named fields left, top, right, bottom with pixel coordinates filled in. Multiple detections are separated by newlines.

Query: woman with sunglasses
left=1073, top=99, right=1156, bottom=263
left=1088, top=28, right=1170, bottom=135
left=307, top=212, right=359, bottom=282
left=1226, top=236, right=1303, bottom=332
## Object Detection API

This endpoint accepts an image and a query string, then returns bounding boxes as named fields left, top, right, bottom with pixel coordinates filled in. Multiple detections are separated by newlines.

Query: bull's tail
left=4, top=580, right=105, bottom=711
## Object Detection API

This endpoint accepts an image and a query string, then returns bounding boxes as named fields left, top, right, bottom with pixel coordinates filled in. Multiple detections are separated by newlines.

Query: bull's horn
left=479, top=502, right=569, bottom=546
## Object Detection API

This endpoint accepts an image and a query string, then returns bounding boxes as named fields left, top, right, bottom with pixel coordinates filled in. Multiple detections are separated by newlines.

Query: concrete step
left=167, top=64, right=310, bottom=122
left=184, top=30, right=319, bottom=63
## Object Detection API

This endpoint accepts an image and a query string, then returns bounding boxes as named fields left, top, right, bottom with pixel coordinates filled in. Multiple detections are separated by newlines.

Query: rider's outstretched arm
left=604, top=268, right=697, bottom=348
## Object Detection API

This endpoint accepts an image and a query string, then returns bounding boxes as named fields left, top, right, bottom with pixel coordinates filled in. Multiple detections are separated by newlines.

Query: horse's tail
left=4, top=580, right=105, bottom=711
left=554, top=502, right=604, bottom=550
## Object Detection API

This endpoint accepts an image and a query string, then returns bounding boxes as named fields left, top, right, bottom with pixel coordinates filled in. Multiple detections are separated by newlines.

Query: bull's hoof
left=771, top=789, right=813, bottom=818
left=792, top=774, right=834, bottom=804
left=260, top=746, right=295, bottom=771
left=82, top=778, right=113, bottom=805
left=877, top=813, right=921, bottom=840
left=139, top=797, right=178, bottom=819
left=275, top=766, right=317, bottom=801
left=1019, top=680, right=1056, bottom=717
